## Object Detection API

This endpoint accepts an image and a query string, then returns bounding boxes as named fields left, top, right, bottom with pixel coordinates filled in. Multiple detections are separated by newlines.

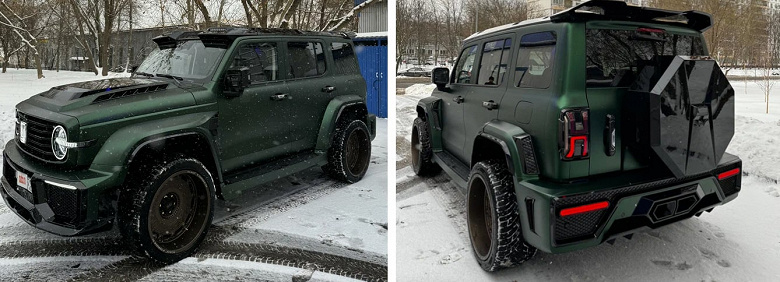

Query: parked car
left=2, top=28, right=375, bottom=263
left=412, top=1, right=741, bottom=272
left=400, top=67, right=430, bottom=77
left=772, top=71, right=779, bottom=75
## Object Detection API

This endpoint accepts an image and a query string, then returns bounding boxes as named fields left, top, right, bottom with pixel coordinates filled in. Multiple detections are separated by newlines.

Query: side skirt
left=433, top=150, right=469, bottom=192
left=220, top=151, right=328, bottom=200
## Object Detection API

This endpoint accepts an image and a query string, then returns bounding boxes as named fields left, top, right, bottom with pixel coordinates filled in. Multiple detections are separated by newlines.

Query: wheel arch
left=89, top=112, right=223, bottom=196
left=315, top=95, right=372, bottom=152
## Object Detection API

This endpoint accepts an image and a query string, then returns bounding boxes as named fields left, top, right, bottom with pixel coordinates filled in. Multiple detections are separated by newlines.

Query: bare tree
left=0, top=0, right=46, bottom=78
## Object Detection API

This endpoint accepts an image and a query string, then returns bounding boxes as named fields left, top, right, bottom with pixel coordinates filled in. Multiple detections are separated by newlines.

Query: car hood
left=18, top=77, right=198, bottom=126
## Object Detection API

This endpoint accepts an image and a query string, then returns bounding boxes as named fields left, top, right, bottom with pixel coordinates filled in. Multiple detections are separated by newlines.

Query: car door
left=218, top=39, right=294, bottom=173
left=462, top=37, right=514, bottom=164
left=283, top=39, right=332, bottom=151
left=439, top=44, right=479, bottom=161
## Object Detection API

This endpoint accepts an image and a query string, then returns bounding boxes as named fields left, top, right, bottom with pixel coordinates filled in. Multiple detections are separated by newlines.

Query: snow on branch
left=324, top=0, right=382, bottom=31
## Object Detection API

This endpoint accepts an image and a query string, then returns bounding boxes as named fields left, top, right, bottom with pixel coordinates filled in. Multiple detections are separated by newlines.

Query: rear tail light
left=560, top=201, right=609, bottom=217
left=560, top=108, right=589, bottom=160
left=717, top=168, right=740, bottom=180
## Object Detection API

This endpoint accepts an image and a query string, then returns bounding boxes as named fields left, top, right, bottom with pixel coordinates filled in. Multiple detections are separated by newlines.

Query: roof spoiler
left=549, top=0, right=712, bottom=32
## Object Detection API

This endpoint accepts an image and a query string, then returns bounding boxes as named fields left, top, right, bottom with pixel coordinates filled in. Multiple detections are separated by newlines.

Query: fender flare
left=315, top=95, right=369, bottom=152
left=89, top=112, right=221, bottom=184
left=480, top=120, right=540, bottom=180
left=416, top=97, right=443, bottom=151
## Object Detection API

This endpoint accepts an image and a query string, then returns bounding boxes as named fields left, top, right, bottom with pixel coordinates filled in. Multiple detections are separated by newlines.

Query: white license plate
left=15, top=171, right=31, bottom=193
left=19, top=121, right=27, bottom=144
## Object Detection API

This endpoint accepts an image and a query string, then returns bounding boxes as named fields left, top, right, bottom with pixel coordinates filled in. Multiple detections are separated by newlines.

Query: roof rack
left=549, top=0, right=712, bottom=32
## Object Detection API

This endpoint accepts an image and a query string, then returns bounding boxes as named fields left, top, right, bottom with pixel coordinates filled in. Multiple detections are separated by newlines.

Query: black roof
left=550, top=0, right=712, bottom=32
left=152, top=27, right=355, bottom=49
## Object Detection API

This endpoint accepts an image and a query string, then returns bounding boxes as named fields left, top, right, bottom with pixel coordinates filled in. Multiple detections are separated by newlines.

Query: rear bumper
left=1, top=140, right=119, bottom=236
left=517, top=153, right=742, bottom=254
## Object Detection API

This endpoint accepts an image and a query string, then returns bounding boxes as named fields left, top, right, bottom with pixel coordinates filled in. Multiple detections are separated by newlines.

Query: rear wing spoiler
left=549, top=0, right=712, bottom=32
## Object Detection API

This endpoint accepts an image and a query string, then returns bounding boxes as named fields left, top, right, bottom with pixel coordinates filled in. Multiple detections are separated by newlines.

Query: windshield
left=134, top=40, right=226, bottom=82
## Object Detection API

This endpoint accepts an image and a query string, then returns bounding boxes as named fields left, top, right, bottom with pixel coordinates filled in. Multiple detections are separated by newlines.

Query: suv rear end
left=518, top=4, right=742, bottom=254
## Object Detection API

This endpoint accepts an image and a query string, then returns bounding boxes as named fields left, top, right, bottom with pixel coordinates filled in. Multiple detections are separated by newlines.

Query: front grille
left=45, top=184, right=80, bottom=223
left=16, top=112, right=57, bottom=161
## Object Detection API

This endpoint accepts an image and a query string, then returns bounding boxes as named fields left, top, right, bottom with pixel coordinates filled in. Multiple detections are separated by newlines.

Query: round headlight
left=52, top=125, right=68, bottom=160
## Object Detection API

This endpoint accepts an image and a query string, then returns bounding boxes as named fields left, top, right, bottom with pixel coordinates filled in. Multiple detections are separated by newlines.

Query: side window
left=454, top=45, right=478, bottom=84
left=287, top=42, right=326, bottom=78
left=477, top=38, right=512, bottom=85
left=231, top=42, right=279, bottom=84
left=515, top=32, right=556, bottom=88
left=331, top=42, right=359, bottom=74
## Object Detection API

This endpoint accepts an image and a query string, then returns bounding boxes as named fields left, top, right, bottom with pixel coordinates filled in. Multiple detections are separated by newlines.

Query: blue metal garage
left=354, top=34, right=388, bottom=118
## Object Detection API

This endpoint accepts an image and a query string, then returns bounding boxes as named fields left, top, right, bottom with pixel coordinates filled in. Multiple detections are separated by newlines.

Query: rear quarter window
left=331, top=42, right=359, bottom=75
left=586, top=29, right=706, bottom=87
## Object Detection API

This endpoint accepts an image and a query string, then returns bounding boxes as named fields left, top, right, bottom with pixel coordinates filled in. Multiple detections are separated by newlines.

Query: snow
left=0, top=69, right=387, bottom=280
left=395, top=80, right=780, bottom=280
left=140, top=258, right=363, bottom=282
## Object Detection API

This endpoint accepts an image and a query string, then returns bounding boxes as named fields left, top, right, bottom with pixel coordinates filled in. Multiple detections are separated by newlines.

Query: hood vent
left=91, top=83, right=169, bottom=103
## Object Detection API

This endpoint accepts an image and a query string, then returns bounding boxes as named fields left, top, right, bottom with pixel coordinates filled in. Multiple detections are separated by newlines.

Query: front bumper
left=517, top=153, right=742, bottom=254
left=1, top=140, right=120, bottom=236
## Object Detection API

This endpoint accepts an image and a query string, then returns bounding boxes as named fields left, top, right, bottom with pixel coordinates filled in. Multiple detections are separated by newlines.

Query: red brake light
left=560, top=109, right=589, bottom=160
left=560, top=201, right=609, bottom=217
left=637, top=27, right=665, bottom=33
left=717, top=168, right=740, bottom=180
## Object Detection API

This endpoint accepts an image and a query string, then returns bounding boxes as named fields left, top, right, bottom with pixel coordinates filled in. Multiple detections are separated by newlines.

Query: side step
left=224, top=151, right=326, bottom=185
left=433, top=151, right=470, bottom=190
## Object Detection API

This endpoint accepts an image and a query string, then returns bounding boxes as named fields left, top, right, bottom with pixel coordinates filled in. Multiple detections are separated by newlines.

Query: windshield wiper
left=155, top=73, right=184, bottom=81
left=134, top=71, right=155, bottom=78
left=155, top=73, right=184, bottom=87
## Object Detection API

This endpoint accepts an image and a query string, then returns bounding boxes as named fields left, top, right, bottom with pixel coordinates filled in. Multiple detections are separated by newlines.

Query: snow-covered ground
left=0, top=69, right=388, bottom=281
left=395, top=81, right=780, bottom=280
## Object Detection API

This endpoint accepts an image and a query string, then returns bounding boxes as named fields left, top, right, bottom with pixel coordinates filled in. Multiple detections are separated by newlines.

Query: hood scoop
left=39, top=78, right=169, bottom=103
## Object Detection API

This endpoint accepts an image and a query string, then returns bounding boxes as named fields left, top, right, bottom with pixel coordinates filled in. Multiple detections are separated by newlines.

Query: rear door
left=462, top=36, right=514, bottom=164
left=284, top=39, right=331, bottom=151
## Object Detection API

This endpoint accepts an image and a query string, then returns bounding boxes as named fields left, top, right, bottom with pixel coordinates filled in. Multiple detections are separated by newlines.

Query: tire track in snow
left=0, top=176, right=386, bottom=281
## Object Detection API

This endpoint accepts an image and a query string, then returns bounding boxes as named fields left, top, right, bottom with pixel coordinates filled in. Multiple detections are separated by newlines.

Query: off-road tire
left=466, top=160, right=536, bottom=272
left=324, top=119, right=372, bottom=183
left=118, top=157, right=216, bottom=264
left=411, top=117, right=440, bottom=176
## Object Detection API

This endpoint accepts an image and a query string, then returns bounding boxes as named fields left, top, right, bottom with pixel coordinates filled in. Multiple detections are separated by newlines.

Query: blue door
left=355, top=38, right=388, bottom=118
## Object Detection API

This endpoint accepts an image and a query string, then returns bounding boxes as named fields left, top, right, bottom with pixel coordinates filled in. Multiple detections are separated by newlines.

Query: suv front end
left=2, top=108, right=120, bottom=236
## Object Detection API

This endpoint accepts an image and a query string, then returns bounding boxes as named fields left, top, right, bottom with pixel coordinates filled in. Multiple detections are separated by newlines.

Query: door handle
left=482, top=100, right=498, bottom=110
left=453, top=96, right=464, bottom=104
left=322, top=86, right=336, bottom=93
left=270, top=93, right=290, bottom=101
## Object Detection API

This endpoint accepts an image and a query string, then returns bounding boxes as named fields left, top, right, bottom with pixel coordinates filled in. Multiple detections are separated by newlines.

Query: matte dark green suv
left=412, top=1, right=741, bottom=271
left=2, top=28, right=376, bottom=263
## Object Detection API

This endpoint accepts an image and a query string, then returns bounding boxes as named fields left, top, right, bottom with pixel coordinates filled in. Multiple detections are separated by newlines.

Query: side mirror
left=224, top=67, right=250, bottom=98
left=130, top=65, right=139, bottom=73
left=432, top=67, right=450, bottom=90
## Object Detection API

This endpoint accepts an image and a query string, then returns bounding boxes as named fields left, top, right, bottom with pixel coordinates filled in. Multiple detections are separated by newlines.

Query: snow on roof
left=355, top=31, right=387, bottom=39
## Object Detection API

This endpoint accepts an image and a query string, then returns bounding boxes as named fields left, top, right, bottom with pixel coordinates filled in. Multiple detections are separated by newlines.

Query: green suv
left=2, top=28, right=376, bottom=263
left=412, top=1, right=741, bottom=271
